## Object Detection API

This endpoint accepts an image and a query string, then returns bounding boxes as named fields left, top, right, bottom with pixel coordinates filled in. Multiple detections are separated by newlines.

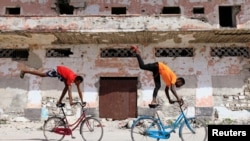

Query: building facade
left=0, top=0, right=250, bottom=120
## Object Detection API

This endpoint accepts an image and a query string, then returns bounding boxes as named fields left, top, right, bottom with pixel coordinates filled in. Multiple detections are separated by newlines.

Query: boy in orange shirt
left=131, top=45, right=185, bottom=107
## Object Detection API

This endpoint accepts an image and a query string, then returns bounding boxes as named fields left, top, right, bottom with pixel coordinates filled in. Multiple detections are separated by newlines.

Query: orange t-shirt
left=57, top=66, right=77, bottom=85
left=158, top=62, right=177, bottom=86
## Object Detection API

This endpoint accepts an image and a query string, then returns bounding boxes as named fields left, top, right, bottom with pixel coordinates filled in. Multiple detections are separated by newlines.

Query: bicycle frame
left=143, top=105, right=195, bottom=139
left=54, top=103, right=88, bottom=136
left=44, top=102, right=104, bottom=141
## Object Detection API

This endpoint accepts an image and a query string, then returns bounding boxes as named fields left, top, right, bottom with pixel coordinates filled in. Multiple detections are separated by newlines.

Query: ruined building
left=0, top=0, right=250, bottom=121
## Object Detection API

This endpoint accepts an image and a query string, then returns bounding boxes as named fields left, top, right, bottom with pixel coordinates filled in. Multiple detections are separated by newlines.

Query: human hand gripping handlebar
left=71, top=101, right=87, bottom=107
left=171, top=98, right=184, bottom=106
left=57, top=101, right=87, bottom=107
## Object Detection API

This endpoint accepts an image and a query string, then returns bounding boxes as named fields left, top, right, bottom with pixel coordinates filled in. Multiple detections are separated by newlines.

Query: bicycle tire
left=179, top=117, right=208, bottom=141
left=43, top=116, right=66, bottom=141
left=131, top=117, right=161, bottom=141
left=80, top=117, right=104, bottom=141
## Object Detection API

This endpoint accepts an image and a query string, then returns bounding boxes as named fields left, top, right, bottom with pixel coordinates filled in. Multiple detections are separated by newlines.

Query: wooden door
left=99, top=77, right=137, bottom=120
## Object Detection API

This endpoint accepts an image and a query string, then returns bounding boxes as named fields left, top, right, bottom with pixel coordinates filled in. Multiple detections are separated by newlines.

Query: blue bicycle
left=131, top=101, right=208, bottom=141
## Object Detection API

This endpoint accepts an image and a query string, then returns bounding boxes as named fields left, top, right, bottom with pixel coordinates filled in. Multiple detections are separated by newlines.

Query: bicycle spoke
left=179, top=118, right=208, bottom=141
left=131, top=117, right=161, bottom=141
left=43, top=117, right=66, bottom=141
left=80, top=117, right=103, bottom=141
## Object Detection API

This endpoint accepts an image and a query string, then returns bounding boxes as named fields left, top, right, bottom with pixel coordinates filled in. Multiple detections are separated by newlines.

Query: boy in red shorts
left=20, top=65, right=84, bottom=106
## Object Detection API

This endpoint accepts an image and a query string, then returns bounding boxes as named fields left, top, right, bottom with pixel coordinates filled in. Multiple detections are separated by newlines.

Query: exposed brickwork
left=222, top=78, right=250, bottom=110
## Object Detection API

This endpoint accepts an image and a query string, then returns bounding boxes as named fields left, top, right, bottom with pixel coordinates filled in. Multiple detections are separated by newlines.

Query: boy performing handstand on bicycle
left=130, top=45, right=185, bottom=107
left=20, top=65, right=84, bottom=106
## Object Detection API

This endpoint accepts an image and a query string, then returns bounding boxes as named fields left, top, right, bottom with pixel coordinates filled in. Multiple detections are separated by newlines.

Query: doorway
left=99, top=77, right=137, bottom=120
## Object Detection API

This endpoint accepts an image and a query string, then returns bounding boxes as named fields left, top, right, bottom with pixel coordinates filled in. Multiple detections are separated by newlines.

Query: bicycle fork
left=85, top=120, right=94, bottom=132
left=183, top=118, right=195, bottom=134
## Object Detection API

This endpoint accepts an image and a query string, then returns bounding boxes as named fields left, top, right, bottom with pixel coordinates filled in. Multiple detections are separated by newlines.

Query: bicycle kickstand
left=71, top=134, right=76, bottom=139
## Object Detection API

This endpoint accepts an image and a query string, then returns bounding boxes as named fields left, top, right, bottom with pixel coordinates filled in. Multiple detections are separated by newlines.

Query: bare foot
left=130, top=45, right=140, bottom=54
left=148, top=103, right=159, bottom=108
left=20, top=71, right=25, bottom=79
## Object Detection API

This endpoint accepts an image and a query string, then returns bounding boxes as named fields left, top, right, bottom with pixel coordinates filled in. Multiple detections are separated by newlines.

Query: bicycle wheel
left=131, top=117, right=161, bottom=141
left=43, top=116, right=66, bottom=141
left=179, top=117, right=208, bottom=141
left=80, top=117, right=104, bottom=141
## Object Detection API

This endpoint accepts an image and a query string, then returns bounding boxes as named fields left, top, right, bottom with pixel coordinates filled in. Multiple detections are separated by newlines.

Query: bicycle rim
left=43, top=117, right=66, bottom=141
left=179, top=118, right=208, bottom=141
left=131, top=117, right=161, bottom=141
left=80, top=117, right=104, bottom=141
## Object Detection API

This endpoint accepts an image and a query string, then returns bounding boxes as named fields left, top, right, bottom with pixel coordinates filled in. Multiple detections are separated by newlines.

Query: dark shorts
left=46, top=69, right=64, bottom=81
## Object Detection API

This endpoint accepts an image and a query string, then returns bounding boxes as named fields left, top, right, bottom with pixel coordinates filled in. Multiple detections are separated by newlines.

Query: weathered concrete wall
left=1, top=42, right=250, bottom=119
left=0, top=0, right=249, bottom=25
left=0, top=0, right=250, bottom=120
left=0, top=0, right=55, bottom=16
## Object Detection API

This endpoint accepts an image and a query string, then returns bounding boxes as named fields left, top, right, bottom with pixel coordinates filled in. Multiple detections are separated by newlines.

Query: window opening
left=219, top=6, right=240, bottom=28
left=58, top=0, right=74, bottom=14
left=0, top=49, right=29, bottom=61
left=155, top=48, right=194, bottom=57
left=161, top=7, right=181, bottom=14
left=193, top=7, right=204, bottom=14
left=211, top=47, right=249, bottom=58
left=46, top=48, right=73, bottom=57
left=100, top=48, right=134, bottom=58
left=112, top=7, right=126, bottom=15
left=5, top=7, right=20, bottom=15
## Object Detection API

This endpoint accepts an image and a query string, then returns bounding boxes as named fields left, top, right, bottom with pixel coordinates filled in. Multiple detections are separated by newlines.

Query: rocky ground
left=1, top=104, right=250, bottom=141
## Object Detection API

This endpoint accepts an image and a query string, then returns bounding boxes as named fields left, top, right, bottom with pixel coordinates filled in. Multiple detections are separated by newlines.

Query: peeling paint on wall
left=0, top=0, right=250, bottom=120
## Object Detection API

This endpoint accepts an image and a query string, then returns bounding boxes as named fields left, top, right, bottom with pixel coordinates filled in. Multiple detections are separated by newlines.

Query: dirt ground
left=0, top=119, right=185, bottom=141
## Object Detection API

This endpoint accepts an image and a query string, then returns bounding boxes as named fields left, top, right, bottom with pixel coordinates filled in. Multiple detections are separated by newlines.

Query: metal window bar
left=100, top=48, right=135, bottom=58
left=0, top=49, right=29, bottom=61
left=211, top=47, right=249, bottom=58
left=155, top=48, right=194, bottom=57
left=46, top=48, right=73, bottom=57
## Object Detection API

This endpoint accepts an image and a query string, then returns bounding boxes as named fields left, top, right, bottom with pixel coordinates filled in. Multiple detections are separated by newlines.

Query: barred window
left=0, top=49, right=29, bottom=61
left=46, top=48, right=73, bottom=57
left=155, top=48, right=194, bottom=57
left=100, top=48, right=135, bottom=58
left=211, top=47, right=249, bottom=58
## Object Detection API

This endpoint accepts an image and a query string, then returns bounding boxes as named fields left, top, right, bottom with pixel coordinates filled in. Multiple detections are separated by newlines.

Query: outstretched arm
left=67, top=84, right=74, bottom=105
left=57, top=81, right=68, bottom=104
left=165, top=86, right=174, bottom=104
left=167, top=84, right=183, bottom=105
left=76, top=83, right=84, bottom=104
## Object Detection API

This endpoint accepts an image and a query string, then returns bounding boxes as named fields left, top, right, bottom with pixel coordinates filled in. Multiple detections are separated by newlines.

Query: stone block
left=137, top=107, right=157, bottom=117
left=85, top=108, right=99, bottom=117
left=24, top=108, right=41, bottom=121
left=195, top=107, right=213, bottom=117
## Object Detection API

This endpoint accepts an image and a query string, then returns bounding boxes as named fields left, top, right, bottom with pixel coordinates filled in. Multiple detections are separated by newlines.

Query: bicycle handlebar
left=171, top=98, right=184, bottom=106
left=57, top=102, right=87, bottom=108
left=172, top=99, right=189, bottom=113
left=73, top=101, right=87, bottom=107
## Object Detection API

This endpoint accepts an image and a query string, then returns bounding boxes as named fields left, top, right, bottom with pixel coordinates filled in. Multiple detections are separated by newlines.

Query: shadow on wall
left=0, top=77, right=28, bottom=112
left=26, top=51, right=43, bottom=69
left=212, top=75, right=246, bottom=89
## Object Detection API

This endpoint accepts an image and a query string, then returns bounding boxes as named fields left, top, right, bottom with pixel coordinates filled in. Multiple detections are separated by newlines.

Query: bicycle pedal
left=71, top=135, right=76, bottom=139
